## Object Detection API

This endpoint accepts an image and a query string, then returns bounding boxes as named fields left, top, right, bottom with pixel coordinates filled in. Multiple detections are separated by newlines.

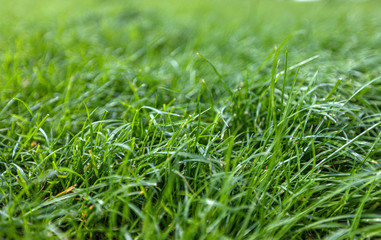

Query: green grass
left=1, top=0, right=381, bottom=239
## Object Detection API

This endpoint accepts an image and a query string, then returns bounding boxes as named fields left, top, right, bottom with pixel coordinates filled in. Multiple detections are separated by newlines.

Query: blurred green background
left=1, top=0, right=381, bottom=130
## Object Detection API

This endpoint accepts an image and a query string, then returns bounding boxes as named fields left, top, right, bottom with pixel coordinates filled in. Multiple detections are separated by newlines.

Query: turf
left=1, top=0, right=381, bottom=239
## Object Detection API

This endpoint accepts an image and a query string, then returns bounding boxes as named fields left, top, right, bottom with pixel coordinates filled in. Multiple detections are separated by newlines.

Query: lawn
left=1, top=0, right=381, bottom=239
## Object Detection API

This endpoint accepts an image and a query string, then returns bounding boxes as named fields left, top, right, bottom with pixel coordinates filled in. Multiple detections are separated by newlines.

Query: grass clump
left=1, top=0, right=381, bottom=239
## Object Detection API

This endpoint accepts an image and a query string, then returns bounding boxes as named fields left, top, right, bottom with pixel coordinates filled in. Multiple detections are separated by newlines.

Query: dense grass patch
left=1, top=0, right=381, bottom=239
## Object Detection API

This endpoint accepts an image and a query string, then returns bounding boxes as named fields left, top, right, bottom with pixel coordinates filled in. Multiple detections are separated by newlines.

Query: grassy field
left=1, top=0, right=381, bottom=239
